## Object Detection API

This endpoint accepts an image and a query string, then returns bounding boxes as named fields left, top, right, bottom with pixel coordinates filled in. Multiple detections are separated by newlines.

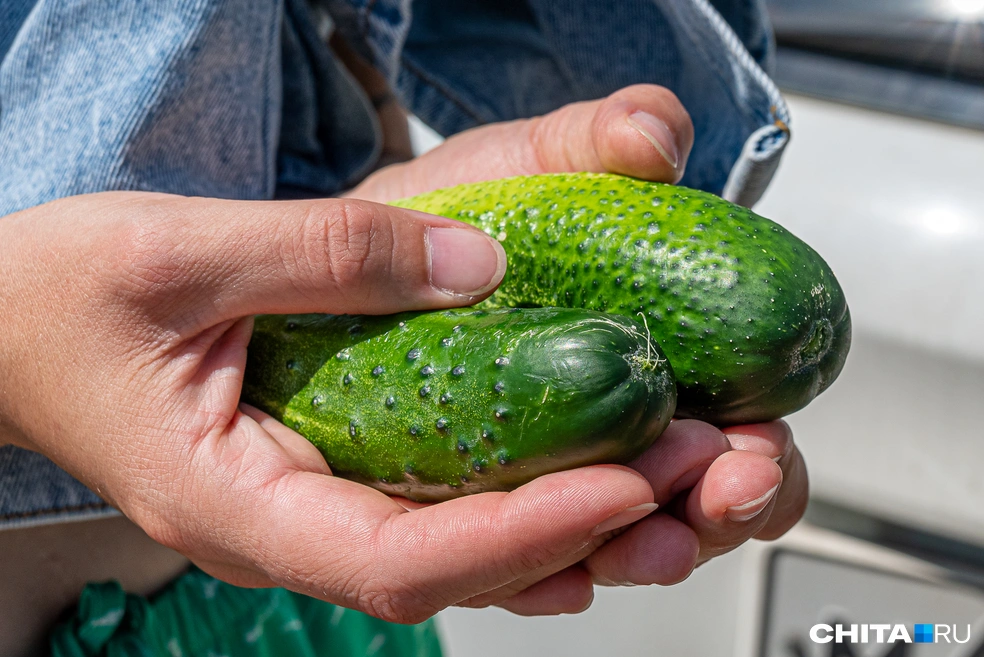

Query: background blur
left=429, top=1, right=984, bottom=654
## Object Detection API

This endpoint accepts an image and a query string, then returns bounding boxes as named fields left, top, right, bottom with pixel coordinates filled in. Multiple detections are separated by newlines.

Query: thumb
left=350, top=83, right=695, bottom=203
left=114, top=194, right=507, bottom=325
left=527, top=83, right=694, bottom=184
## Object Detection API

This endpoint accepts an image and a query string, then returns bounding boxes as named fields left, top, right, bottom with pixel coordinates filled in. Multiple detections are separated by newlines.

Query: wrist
left=0, top=204, right=52, bottom=454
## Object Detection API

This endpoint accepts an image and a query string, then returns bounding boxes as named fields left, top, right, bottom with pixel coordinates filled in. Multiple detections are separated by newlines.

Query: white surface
left=757, top=94, right=984, bottom=545
left=409, top=114, right=444, bottom=156
left=437, top=546, right=746, bottom=657
left=756, top=95, right=984, bottom=363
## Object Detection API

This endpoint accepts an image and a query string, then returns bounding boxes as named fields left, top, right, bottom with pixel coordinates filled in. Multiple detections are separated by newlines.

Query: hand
left=450, top=419, right=806, bottom=615
left=348, top=84, right=694, bottom=204
left=0, top=191, right=681, bottom=623
left=344, top=83, right=810, bottom=613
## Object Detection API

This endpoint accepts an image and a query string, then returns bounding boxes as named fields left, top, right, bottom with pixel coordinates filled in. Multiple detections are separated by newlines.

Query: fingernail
left=427, top=227, right=507, bottom=297
left=591, top=502, right=659, bottom=536
left=575, top=589, right=596, bottom=613
left=725, top=484, right=780, bottom=523
left=726, top=432, right=790, bottom=464
left=627, top=111, right=680, bottom=171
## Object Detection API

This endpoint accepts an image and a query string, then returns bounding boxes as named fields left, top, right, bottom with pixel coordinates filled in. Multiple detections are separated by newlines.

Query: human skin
left=0, top=85, right=807, bottom=631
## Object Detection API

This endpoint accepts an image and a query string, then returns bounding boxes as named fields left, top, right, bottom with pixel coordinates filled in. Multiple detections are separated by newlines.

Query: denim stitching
left=661, top=0, right=782, bottom=127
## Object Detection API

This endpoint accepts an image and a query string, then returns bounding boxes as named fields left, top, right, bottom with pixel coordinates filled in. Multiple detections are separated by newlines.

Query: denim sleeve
left=0, top=0, right=382, bottom=218
left=0, top=1, right=271, bottom=216
left=327, top=0, right=788, bottom=201
left=2, top=0, right=785, bottom=213
left=0, top=0, right=382, bottom=527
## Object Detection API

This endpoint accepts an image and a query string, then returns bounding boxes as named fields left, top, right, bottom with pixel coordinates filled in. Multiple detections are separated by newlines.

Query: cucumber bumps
left=243, top=173, right=850, bottom=500
left=243, top=309, right=676, bottom=501
left=394, top=173, right=850, bottom=425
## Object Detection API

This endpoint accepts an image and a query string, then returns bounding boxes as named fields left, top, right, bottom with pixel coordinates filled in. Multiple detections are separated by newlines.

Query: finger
left=462, top=475, right=692, bottom=604
left=530, top=83, right=694, bottom=183
left=493, top=565, right=595, bottom=616
left=722, top=420, right=793, bottom=463
left=238, top=404, right=331, bottom=476
left=627, top=419, right=733, bottom=505
left=453, top=479, right=660, bottom=609
left=170, top=315, right=332, bottom=478
left=108, top=194, right=507, bottom=329
left=577, top=420, right=744, bottom=587
left=583, top=512, right=699, bottom=586
left=162, top=425, right=656, bottom=624
left=349, top=84, right=694, bottom=202
left=454, top=531, right=604, bottom=610
left=681, top=450, right=784, bottom=564
left=723, top=421, right=809, bottom=541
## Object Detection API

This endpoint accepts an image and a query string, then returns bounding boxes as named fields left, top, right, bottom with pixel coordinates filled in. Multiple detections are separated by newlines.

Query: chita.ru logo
left=809, top=623, right=972, bottom=645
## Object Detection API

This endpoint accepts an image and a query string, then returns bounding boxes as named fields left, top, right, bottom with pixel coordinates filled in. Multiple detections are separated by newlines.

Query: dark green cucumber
left=394, top=173, right=850, bottom=425
left=243, top=308, right=675, bottom=501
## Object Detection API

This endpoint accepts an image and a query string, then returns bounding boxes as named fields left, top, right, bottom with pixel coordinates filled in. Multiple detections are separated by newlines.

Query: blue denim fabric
left=394, top=0, right=787, bottom=200
left=0, top=0, right=788, bottom=528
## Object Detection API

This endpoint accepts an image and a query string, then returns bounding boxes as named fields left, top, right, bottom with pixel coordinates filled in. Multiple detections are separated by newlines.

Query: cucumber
left=243, top=308, right=676, bottom=501
left=393, top=173, right=850, bottom=425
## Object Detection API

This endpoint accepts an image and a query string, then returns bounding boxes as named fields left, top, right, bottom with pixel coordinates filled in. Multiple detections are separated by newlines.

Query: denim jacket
left=0, top=0, right=789, bottom=528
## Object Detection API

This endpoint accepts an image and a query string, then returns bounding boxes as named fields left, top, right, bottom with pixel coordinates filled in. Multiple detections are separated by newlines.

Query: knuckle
left=105, top=208, right=186, bottom=302
left=503, top=538, right=567, bottom=578
left=315, top=201, right=395, bottom=293
left=490, top=525, right=571, bottom=579
left=358, top=583, right=438, bottom=625
left=527, top=114, right=561, bottom=172
left=351, top=520, right=446, bottom=624
left=89, top=198, right=199, bottom=340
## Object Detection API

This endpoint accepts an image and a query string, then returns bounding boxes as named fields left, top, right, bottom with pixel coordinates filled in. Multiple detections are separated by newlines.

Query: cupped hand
left=344, top=83, right=810, bottom=614
left=0, top=191, right=676, bottom=624
left=448, top=420, right=807, bottom=615
left=0, top=83, right=809, bottom=624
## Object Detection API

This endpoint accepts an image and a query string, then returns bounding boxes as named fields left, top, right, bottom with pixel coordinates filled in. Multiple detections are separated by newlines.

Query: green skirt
left=50, top=567, right=443, bottom=657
